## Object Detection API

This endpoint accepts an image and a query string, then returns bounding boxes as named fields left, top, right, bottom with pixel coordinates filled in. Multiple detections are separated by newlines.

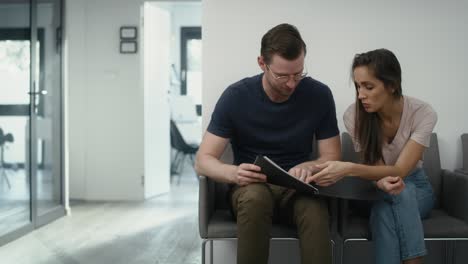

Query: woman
left=309, top=49, right=437, bottom=264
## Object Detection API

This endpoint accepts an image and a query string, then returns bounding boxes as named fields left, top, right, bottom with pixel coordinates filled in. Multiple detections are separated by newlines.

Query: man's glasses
left=266, top=64, right=308, bottom=83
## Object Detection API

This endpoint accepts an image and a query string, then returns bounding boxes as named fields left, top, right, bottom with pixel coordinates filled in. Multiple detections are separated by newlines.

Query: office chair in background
left=170, top=120, right=199, bottom=184
left=0, top=128, right=14, bottom=189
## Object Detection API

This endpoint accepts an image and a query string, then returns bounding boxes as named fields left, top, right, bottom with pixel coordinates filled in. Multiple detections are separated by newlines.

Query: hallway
left=0, top=168, right=201, bottom=264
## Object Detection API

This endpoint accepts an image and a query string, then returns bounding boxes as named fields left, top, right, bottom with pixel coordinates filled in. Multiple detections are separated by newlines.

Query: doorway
left=180, top=26, right=202, bottom=116
left=147, top=1, right=202, bottom=184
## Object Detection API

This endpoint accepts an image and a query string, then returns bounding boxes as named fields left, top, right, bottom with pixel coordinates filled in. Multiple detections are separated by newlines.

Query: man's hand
left=288, top=166, right=313, bottom=183
left=376, top=176, right=405, bottom=195
left=306, top=161, right=350, bottom=186
left=231, top=163, right=267, bottom=186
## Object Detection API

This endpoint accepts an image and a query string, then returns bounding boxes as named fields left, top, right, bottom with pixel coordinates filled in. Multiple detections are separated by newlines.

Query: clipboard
left=254, top=155, right=379, bottom=200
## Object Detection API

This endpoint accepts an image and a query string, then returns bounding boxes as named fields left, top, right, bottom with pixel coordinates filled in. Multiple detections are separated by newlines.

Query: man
left=195, top=23, right=341, bottom=264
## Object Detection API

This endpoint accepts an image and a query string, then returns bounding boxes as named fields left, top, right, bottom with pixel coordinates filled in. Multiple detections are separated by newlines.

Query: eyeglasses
left=265, top=64, right=308, bottom=83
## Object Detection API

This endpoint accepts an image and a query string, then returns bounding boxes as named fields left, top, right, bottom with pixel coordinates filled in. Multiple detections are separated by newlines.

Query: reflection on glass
left=0, top=41, right=30, bottom=105
left=0, top=1, right=32, bottom=236
left=36, top=0, right=62, bottom=215
left=186, top=39, right=202, bottom=106
left=0, top=117, right=30, bottom=237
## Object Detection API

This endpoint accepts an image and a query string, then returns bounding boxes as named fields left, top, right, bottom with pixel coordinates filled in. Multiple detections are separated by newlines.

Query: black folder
left=254, top=155, right=379, bottom=200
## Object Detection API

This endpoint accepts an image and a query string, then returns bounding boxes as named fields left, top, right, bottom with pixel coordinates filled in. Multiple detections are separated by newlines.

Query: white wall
left=202, top=0, right=468, bottom=170
left=67, top=0, right=145, bottom=200
left=66, top=0, right=200, bottom=200
left=65, top=0, right=86, bottom=199
left=2, top=1, right=199, bottom=201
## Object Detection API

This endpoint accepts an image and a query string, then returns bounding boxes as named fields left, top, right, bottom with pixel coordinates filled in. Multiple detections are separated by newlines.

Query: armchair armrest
left=441, top=169, right=468, bottom=223
left=328, top=197, right=339, bottom=236
left=199, top=175, right=215, bottom=238
left=455, top=168, right=468, bottom=176
left=338, top=198, right=349, bottom=236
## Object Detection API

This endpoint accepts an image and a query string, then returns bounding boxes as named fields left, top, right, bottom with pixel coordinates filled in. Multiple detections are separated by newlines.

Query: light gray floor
left=0, top=165, right=201, bottom=264
left=1, top=168, right=61, bottom=236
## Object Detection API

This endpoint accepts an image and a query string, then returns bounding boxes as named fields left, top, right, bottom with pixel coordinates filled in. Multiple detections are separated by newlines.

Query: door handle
left=181, top=70, right=186, bottom=82
left=28, top=90, right=48, bottom=95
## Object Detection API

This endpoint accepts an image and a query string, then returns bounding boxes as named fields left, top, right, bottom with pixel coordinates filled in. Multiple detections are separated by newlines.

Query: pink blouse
left=343, top=96, right=437, bottom=167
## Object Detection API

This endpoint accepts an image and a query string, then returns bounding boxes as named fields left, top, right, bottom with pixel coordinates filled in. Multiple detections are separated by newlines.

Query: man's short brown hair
left=261, top=23, right=307, bottom=64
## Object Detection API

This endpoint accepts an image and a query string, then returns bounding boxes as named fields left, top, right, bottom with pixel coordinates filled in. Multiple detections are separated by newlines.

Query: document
left=254, top=155, right=320, bottom=194
left=254, top=155, right=379, bottom=200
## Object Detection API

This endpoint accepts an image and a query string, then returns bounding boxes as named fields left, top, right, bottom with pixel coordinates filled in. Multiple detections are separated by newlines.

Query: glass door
left=0, top=0, right=64, bottom=245
left=0, top=0, right=33, bottom=240
left=34, top=0, right=63, bottom=223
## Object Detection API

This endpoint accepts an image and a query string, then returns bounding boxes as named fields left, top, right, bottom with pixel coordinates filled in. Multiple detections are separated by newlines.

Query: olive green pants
left=230, top=183, right=332, bottom=264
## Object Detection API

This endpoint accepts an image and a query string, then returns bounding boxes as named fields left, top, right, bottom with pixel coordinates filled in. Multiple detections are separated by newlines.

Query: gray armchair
left=198, top=145, right=339, bottom=264
left=455, top=133, right=467, bottom=175
left=339, top=132, right=468, bottom=264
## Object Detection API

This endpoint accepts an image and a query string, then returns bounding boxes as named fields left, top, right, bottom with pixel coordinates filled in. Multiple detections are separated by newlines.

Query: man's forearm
left=195, top=154, right=237, bottom=184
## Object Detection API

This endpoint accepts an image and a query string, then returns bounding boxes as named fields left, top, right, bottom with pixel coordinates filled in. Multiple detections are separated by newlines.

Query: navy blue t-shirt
left=207, top=73, right=339, bottom=171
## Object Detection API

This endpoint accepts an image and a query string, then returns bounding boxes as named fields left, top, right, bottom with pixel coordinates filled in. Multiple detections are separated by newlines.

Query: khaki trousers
left=230, top=183, right=332, bottom=264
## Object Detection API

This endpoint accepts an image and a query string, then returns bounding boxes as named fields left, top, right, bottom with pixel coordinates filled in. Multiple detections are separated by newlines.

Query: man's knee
left=294, top=196, right=329, bottom=228
left=234, top=183, right=274, bottom=220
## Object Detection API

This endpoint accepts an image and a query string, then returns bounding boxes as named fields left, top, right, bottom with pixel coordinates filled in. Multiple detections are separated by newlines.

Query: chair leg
left=179, top=154, right=187, bottom=173
left=202, top=240, right=207, bottom=264
left=1, top=167, right=11, bottom=189
left=177, top=155, right=186, bottom=185
left=171, top=151, right=182, bottom=175
left=0, top=146, right=11, bottom=189
left=201, top=239, right=214, bottom=264
left=210, top=240, right=214, bottom=264
left=190, top=154, right=199, bottom=180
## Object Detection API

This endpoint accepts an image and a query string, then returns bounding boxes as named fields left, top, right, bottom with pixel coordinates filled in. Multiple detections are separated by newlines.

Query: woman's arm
left=349, top=139, right=426, bottom=180
left=308, top=139, right=426, bottom=185
left=290, top=135, right=341, bottom=182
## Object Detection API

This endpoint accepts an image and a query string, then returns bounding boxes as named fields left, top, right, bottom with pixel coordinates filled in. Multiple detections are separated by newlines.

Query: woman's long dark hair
left=351, top=49, right=402, bottom=164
